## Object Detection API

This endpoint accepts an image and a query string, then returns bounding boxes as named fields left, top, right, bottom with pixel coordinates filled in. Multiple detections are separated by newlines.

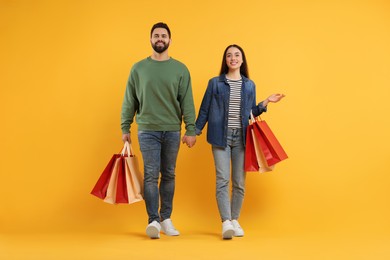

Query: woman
left=195, top=44, right=285, bottom=239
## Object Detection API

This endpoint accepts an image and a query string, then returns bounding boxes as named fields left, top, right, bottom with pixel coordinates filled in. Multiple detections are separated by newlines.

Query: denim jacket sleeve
left=247, top=80, right=267, bottom=118
left=195, top=78, right=214, bottom=135
left=252, top=101, right=268, bottom=117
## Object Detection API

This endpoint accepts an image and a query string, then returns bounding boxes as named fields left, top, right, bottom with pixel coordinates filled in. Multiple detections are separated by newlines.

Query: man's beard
left=152, top=41, right=169, bottom=53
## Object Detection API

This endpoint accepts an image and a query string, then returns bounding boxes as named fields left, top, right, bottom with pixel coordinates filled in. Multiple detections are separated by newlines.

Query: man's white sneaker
left=222, top=220, right=234, bottom=239
left=161, top=219, right=180, bottom=236
left=146, top=221, right=161, bottom=239
left=232, top=219, right=244, bottom=237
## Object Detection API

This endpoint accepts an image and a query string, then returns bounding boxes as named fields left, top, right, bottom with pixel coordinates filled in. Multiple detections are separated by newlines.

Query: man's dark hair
left=150, top=22, right=171, bottom=38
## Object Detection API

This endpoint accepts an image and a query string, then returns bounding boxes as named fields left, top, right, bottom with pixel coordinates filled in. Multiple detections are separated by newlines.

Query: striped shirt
left=227, top=78, right=242, bottom=128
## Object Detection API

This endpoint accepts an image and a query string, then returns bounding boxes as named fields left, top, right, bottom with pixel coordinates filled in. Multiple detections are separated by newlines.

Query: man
left=121, top=22, right=196, bottom=239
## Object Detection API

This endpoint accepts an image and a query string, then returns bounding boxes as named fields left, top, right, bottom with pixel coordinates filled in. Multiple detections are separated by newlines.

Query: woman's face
left=225, top=47, right=243, bottom=71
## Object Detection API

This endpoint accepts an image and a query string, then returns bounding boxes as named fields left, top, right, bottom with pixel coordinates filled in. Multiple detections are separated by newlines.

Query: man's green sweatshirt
left=121, top=57, right=196, bottom=136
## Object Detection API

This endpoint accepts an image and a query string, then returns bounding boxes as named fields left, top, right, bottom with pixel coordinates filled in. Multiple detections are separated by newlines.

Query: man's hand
left=122, top=133, right=131, bottom=143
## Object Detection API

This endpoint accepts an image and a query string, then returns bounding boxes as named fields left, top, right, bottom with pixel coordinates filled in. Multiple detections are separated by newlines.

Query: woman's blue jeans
left=212, top=128, right=246, bottom=222
left=138, top=131, right=180, bottom=224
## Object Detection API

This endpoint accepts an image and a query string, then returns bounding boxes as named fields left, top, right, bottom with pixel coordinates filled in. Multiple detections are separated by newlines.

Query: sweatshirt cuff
left=121, top=128, right=130, bottom=135
left=185, top=130, right=196, bottom=136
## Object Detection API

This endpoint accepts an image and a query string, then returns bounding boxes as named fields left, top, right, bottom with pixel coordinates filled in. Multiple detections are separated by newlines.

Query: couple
left=121, top=22, right=285, bottom=239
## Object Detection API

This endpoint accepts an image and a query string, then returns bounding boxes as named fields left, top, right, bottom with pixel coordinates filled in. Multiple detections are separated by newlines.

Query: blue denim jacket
left=195, top=74, right=267, bottom=147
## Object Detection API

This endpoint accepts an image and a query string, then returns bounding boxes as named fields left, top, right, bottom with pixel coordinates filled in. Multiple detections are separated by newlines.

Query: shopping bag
left=103, top=156, right=121, bottom=204
left=91, top=142, right=144, bottom=204
left=251, top=127, right=274, bottom=173
left=244, top=123, right=260, bottom=172
left=90, top=154, right=119, bottom=199
left=123, top=142, right=144, bottom=204
left=252, top=122, right=278, bottom=165
left=254, top=117, right=288, bottom=166
left=245, top=113, right=274, bottom=173
left=115, top=156, right=129, bottom=203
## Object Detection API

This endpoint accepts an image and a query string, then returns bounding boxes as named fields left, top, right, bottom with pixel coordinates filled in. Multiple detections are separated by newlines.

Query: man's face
left=150, top=28, right=171, bottom=54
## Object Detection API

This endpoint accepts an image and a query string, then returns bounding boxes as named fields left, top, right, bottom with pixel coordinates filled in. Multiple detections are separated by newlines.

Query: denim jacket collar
left=218, top=74, right=250, bottom=83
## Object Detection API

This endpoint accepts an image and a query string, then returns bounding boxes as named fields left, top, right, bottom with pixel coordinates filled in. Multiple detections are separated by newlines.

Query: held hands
left=123, top=133, right=195, bottom=148
left=182, top=135, right=196, bottom=148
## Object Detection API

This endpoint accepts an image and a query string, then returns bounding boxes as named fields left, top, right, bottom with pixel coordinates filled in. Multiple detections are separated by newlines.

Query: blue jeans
left=138, top=131, right=181, bottom=224
left=212, top=128, right=246, bottom=222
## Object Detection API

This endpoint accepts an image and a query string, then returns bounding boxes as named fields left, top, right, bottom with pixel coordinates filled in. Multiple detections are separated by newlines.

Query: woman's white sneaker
left=232, top=219, right=244, bottom=237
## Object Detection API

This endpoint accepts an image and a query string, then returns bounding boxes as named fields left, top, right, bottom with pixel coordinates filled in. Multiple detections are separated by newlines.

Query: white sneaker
left=146, top=221, right=161, bottom=239
left=161, top=219, right=180, bottom=236
left=222, top=220, right=234, bottom=239
left=232, top=219, right=244, bottom=237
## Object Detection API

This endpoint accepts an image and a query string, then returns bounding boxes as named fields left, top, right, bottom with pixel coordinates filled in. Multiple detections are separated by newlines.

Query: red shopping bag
left=244, top=123, right=260, bottom=172
left=90, top=154, right=120, bottom=199
left=254, top=118, right=288, bottom=166
left=115, top=156, right=129, bottom=203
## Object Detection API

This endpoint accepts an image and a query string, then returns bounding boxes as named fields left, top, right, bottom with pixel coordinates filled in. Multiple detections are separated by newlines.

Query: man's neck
left=151, top=51, right=170, bottom=61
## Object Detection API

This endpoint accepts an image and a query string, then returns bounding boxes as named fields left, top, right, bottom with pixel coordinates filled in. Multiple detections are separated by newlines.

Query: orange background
left=1, top=0, right=390, bottom=259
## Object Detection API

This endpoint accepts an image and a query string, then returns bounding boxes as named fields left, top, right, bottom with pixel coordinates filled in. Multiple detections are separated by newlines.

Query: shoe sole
left=233, top=229, right=244, bottom=237
left=146, top=226, right=160, bottom=239
left=222, top=229, right=234, bottom=239
left=161, top=229, right=180, bottom=236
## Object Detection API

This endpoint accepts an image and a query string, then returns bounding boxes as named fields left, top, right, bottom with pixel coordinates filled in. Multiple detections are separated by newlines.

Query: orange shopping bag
left=123, top=142, right=143, bottom=204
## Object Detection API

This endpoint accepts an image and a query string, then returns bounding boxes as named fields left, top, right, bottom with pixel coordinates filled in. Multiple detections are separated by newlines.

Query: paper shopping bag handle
left=250, top=110, right=264, bottom=123
left=121, top=141, right=134, bottom=156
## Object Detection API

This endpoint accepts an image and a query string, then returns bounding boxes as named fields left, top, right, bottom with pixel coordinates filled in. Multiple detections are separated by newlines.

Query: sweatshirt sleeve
left=121, top=68, right=139, bottom=134
left=177, top=66, right=196, bottom=136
